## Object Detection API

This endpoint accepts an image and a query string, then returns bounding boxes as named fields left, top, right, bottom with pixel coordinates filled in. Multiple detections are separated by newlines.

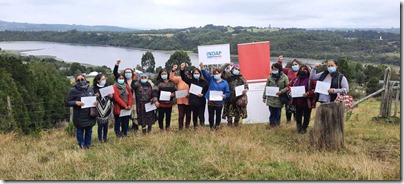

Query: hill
left=0, top=99, right=399, bottom=180
left=0, top=20, right=140, bottom=32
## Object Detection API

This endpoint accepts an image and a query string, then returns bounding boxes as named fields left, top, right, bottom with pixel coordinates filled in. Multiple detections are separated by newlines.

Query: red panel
left=237, top=41, right=271, bottom=82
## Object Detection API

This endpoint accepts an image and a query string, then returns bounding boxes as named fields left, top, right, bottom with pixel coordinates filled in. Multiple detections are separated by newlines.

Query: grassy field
left=0, top=98, right=400, bottom=180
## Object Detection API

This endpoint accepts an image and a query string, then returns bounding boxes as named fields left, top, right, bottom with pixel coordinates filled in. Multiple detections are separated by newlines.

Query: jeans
left=97, top=121, right=108, bottom=142
left=268, top=106, right=282, bottom=126
left=158, top=107, right=172, bottom=130
left=76, top=126, right=93, bottom=148
left=114, top=115, right=130, bottom=137
left=208, top=105, right=223, bottom=129
left=190, top=104, right=206, bottom=127
left=295, top=106, right=312, bottom=131
left=178, top=104, right=191, bottom=129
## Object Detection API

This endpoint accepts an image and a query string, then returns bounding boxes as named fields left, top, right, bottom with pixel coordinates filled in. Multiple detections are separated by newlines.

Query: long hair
left=191, top=68, right=206, bottom=81
left=93, top=73, right=104, bottom=87
left=156, top=69, right=170, bottom=81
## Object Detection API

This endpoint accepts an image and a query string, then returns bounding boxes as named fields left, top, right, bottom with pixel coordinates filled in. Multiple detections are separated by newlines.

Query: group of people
left=263, top=55, right=349, bottom=134
left=65, top=56, right=349, bottom=149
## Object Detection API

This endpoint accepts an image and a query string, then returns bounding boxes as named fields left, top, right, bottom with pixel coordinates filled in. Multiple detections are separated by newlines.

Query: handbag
left=335, top=93, right=353, bottom=110
left=236, top=94, right=248, bottom=107
left=90, top=107, right=100, bottom=117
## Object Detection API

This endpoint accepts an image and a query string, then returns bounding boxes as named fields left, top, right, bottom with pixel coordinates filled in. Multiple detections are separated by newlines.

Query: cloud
left=0, top=0, right=399, bottom=29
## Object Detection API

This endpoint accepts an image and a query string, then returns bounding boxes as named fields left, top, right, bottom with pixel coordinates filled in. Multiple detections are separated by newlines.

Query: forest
left=0, top=24, right=400, bottom=65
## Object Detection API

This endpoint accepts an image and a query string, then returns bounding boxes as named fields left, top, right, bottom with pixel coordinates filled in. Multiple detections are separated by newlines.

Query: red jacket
left=112, top=84, right=133, bottom=115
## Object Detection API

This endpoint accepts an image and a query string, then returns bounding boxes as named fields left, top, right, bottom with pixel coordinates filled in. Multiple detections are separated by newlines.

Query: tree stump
left=309, top=102, right=345, bottom=151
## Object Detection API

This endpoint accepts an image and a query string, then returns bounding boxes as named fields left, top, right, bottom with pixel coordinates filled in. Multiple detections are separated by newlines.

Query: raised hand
left=180, top=63, right=186, bottom=70
left=172, top=64, right=178, bottom=71
left=116, top=59, right=121, bottom=65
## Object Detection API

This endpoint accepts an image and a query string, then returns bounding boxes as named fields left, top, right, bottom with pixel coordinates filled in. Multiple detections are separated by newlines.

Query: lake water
left=0, top=41, right=321, bottom=70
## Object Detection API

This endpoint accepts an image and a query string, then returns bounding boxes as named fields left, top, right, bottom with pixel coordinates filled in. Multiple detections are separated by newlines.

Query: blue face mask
left=272, top=70, right=279, bottom=75
left=193, top=74, right=200, bottom=79
left=140, top=79, right=148, bottom=83
left=125, top=73, right=132, bottom=79
left=328, top=67, right=337, bottom=73
left=292, top=65, right=299, bottom=72
left=117, top=79, right=125, bottom=84
left=161, top=74, right=168, bottom=80
left=214, top=74, right=221, bottom=80
left=100, top=80, right=106, bottom=87
left=232, top=70, right=240, bottom=75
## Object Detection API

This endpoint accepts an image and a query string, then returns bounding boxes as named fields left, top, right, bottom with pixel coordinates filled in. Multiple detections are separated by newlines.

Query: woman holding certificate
left=262, top=63, right=289, bottom=128
left=220, top=63, right=249, bottom=127
left=287, top=65, right=316, bottom=134
left=93, top=74, right=114, bottom=142
left=180, top=63, right=209, bottom=129
left=132, top=73, right=158, bottom=134
left=112, top=73, right=133, bottom=137
left=170, top=64, right=191, bottom=130
left=200, top=62, right=230, bottom=130
left=309, top=59, right=349, bottom=103
left=154, top=69, right=176, bottom=131
left=64, top=74, right=96, bottom=149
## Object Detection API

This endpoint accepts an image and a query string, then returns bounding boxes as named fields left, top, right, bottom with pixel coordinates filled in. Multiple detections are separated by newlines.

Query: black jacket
left=65, top=84, right=96, bottom=128
left=180, top=70, right=209, bottom=106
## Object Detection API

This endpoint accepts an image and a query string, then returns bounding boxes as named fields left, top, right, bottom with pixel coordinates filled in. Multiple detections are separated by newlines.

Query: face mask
left=125, top=73, right=132, bottom=79
left=193, top=74, right=200, bottom=79
left=161, top=74, right=168, bottom=80
left=272, top=70, right=279, bottom=75
left=140, top=79, right=148, bottom=83
left=298, top=71, right=307, bottom=76
left=328, top=67, right=337, bottom=73
left=214, top=74, right=221, bottom=80
left=232, top=70, right=240, bottom=75
left=292, top=65, right=299, bottom=72
left=99, top=80, right=106, bottom=87
left=117, top=79, right=125, bottom=84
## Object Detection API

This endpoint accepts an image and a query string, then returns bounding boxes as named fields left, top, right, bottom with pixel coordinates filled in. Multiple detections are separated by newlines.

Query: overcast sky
left=0, top=0, right=400, bottom=29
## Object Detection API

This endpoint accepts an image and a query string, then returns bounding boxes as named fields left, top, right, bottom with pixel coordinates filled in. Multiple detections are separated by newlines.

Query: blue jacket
left=202, top=69, right=230, bottom=105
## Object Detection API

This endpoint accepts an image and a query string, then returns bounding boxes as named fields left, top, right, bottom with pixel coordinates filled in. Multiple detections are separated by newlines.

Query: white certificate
left=175, top=90, right=188, bottom=99
left=209, top=90, right=223, bottom=101
left=159, top=91, right=172, bottom=101
left=99, top=85, right=114, bottom=97
left=265, top=86, right=279, bottom=97
left=145, top=103, right=157, bottom=112
left=189, top=84, right=203, bottom=96
left=81, top=96, right=96, bottom=109
left=291, top=86, right=306, bottom=98
left=315, top=81, right=331, bottom=95
left=119, top=109, right=132, bottom=117
left=235, top=85, right=245, bottom=97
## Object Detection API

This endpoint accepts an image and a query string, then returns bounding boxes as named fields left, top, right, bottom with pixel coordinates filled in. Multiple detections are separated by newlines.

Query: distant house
left=86, top=71, right=98, bottom=77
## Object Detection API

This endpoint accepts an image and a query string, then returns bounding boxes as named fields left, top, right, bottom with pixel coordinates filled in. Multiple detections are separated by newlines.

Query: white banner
left=198, top=44, right=230, bottom=65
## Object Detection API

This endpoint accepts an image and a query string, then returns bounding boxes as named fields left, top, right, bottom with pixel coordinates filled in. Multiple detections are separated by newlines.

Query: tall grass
left=0, top=98, right=399, bottom=180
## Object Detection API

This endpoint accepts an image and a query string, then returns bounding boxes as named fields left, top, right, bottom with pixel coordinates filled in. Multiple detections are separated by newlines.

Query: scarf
left=115, top=82, right=127, bottom=95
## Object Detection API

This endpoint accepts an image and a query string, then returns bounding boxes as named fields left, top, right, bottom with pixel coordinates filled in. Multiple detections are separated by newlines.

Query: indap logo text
left=207, top=51, right=222, bottom=59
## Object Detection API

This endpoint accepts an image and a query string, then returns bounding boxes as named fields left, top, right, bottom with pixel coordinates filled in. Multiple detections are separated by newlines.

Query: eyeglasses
left=76, top=79, right=85, bottom=82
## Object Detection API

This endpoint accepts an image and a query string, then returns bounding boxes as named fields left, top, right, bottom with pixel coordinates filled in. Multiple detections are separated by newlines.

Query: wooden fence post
left=309, top=102, right=345, bottom=151
left=70, top=107, right=73, bottom=123
left=380, top=67, right=392, bottom=117
left=7, top=96, right=12, bottom=128
left=394, top=87, right=400, bottom=117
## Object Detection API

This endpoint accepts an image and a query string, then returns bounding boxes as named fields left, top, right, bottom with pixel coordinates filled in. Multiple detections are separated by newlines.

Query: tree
left=165, top=50, right=191, bottom=72
left=366, top=77, right=381, bottom=96
left=70, top=62, right=85, bottom=76
left=141, top=51, right=156, bottom=73
left=135, top=64, right=143, bottom=72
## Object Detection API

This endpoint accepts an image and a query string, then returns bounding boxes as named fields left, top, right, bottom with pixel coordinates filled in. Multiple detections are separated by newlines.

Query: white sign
left=99, top=85, right=114, bottom=97
left=235, top=85, right=245, bottom=97
left=209, top=90, right=223, bottom=101
left=159, top=91, right=172, bottom=101
left=291, top=86, right=306, bottom=98
left=189, top=84, right=203, bottom=96
left=265, top=86, right=279, bottom=97
left=81, top=96, right=96, bottom=109
left=315, top=81, right=331, bottom=95
left=145, top=103, right=157, bottom=112
left=175, top=90, right=188, bottom=98
left=119, top=109, right=132, bottom=117
left=198, top=44, right=230, bottom=65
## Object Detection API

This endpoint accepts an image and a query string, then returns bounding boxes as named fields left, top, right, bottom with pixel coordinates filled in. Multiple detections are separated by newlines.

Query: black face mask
left=298, top=71, right=308, bottom=76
